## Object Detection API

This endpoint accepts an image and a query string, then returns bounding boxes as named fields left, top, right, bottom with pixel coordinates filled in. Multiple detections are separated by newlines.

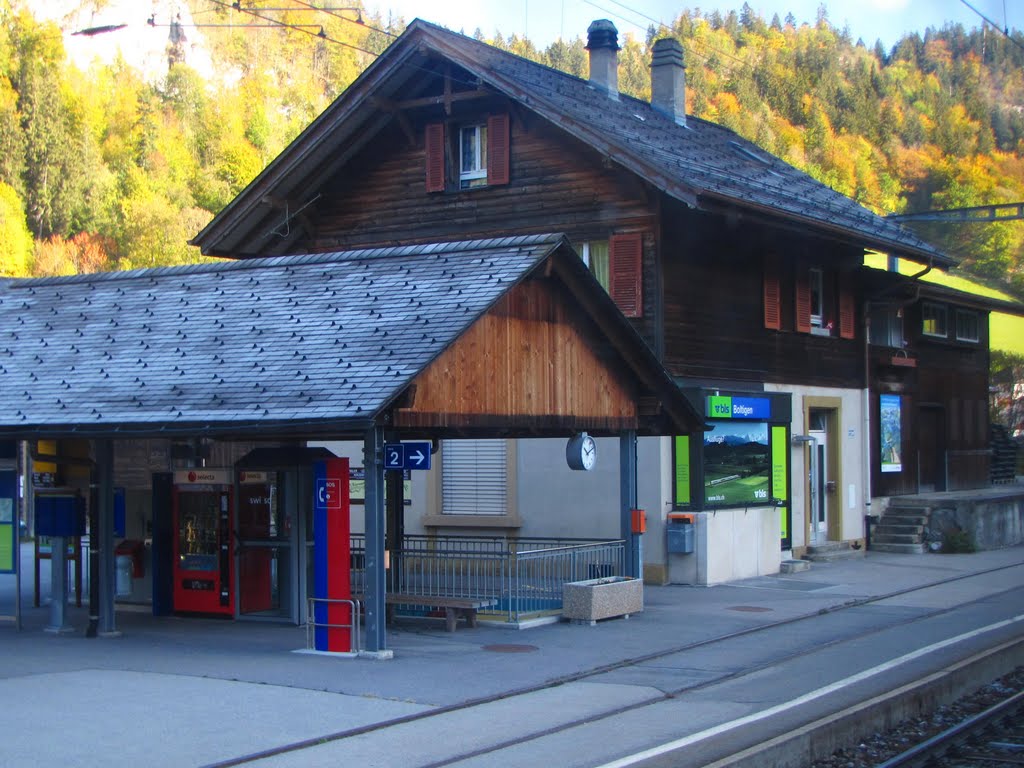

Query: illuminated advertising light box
left=703, top=421, right=771, bottom=506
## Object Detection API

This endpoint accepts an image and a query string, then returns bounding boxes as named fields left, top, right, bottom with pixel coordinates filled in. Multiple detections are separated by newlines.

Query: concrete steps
left=869, top=505, right=930, bottom=554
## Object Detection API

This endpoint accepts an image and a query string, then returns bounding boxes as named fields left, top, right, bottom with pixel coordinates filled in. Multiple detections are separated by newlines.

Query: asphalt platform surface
left=1, top=545, right=1023, bottom=767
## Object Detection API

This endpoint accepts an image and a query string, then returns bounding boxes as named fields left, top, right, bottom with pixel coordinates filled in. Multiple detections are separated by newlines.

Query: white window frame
left=808, top=267, right=833, bottom=335
left=922, top=302, right=948, bottom=338
left=955, top=309, right=979, bottom=343
left=459, top=123, right=487, bottom=189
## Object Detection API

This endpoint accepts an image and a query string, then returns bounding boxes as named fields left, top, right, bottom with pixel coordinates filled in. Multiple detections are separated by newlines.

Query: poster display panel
left=880, top=394, right=902, bottom=473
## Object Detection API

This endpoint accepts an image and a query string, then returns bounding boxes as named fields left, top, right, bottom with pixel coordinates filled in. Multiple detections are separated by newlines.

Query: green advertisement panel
left=674, top=436, right=690, bottom=506
left=772, top=426, right=789, bottom=544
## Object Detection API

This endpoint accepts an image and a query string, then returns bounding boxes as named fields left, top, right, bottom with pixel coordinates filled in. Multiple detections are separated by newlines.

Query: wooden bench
left=387, top=594, right=498, bottom=632
left=354, top=593, right=496, bottom=632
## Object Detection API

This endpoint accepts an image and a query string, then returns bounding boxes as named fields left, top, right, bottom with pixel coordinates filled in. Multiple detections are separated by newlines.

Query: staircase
left=803, top=541, right=865, bottom=562
left=868, top=504, right=929, bottom=554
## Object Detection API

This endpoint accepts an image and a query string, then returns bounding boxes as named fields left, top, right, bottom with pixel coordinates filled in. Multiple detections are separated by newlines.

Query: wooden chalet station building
left=0, top=19, right=1017, bottom=653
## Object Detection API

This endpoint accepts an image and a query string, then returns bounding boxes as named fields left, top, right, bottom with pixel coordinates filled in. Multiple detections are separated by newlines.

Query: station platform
left=1, top=545, right=1022, bottom=767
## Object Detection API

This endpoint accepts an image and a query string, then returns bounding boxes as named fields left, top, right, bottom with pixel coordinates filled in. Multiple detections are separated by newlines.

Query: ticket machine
left=172, top=469, right=233, bottom=615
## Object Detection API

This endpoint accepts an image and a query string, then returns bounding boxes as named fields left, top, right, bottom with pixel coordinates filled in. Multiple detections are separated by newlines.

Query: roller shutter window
left=763, top=259, right=781, bottom=330
left=441, top=439, right=508, bottom=515
left=839, top=285, right=855, bottom=339
left=795, top=269, right=812, bottom=333
left=486, top=113, right=510, bottom=186
left=425, top=122, right=446, bottom=193
left=609, top=233, right=643, bottom=318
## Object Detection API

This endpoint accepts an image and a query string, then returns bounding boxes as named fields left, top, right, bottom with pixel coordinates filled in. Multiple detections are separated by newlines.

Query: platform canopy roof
left=0, top=234, right=703, bottom=441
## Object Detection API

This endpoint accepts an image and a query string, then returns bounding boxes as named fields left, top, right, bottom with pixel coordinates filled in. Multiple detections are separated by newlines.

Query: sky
left=35, top=0, right=1022, bottom=79
left=365, top=0, right=1021, bottom=50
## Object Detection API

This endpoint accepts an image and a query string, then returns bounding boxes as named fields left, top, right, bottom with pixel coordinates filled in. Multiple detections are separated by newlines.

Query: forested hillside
left=1, top=0, right=1023, bottom=299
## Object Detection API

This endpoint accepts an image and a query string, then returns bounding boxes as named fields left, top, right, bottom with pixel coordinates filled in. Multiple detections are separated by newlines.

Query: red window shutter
left=838, top=285, right=855, bottom=339
left=609, top=233, right=643, bottom=318
left=795, top=271, right=812, bottom=333
left=425, top=122, right=445, bottom=193
left=763, top=261, right=781, bottom=330
left=486, top=113, right=510, bottom=186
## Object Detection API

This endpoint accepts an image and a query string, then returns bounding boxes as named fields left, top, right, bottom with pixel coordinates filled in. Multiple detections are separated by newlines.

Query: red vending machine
left=172, top=469, right=233, bottom=616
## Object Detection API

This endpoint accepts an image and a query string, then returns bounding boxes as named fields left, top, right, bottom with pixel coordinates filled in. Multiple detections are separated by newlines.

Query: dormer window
left=459, top=123, right=488, bottom=189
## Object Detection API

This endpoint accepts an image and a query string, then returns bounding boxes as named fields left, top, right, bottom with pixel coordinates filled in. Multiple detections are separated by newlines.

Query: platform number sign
left=383, top=442, right=432, bottom=471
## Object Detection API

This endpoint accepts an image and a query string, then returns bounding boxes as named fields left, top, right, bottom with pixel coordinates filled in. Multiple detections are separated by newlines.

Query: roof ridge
left=8, top=234, right=569, bottom=288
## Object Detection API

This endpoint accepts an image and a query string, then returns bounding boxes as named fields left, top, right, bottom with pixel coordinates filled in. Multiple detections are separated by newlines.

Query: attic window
left=459, top=123, right=488, bottom=189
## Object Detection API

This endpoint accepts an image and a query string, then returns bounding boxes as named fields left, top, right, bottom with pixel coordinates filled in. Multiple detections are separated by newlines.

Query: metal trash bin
left=666, top=513, right=694, bottom=554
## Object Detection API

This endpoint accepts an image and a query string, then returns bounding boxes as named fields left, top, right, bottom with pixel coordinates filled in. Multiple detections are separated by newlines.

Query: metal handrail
left=306, top=597, right=361, bottom=653
left=342, top=535, right=626, bottom=624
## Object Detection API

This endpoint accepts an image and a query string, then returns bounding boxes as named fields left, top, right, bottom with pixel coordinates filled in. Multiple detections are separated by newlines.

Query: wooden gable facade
left=394, top=277, right=641, bottom=434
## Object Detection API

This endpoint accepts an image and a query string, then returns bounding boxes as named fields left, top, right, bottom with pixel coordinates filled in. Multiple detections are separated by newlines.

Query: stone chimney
left=587, top=19, right=620, bottom=99
left=650, top=37, right=686, bottom=126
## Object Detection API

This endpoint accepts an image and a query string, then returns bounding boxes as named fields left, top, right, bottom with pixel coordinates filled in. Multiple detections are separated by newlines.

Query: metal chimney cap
left=586, top=19, right=620, bottom=51
left=651, top=37, right=684, bottom=66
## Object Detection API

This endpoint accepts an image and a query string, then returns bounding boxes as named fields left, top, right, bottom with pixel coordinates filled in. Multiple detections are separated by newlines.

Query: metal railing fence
left=347, top=535, right=624, bottom=623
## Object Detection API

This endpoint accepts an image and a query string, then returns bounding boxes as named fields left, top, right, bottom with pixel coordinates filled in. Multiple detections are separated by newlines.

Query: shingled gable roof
left=192, top=19, right=954, bottom=269
left=0, top=234, right=701, bottom=440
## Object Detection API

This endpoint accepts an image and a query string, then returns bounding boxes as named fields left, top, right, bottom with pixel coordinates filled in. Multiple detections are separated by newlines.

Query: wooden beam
left=376, top=88, right=491, bottom=113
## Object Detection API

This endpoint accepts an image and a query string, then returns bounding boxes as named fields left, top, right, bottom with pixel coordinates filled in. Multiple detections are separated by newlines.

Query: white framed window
left=809, top=268, right=825, bottom=329
left=955, top=309, right=979, bottom=342
left=577, top=240, right=610, bottom=292
left=459, top=123, right=488, bottom=189
left=869, top=304, right=904, bottom=348
left=922, top=302, right=948, bottom=338
left=441, top=439, right=507, bottom=515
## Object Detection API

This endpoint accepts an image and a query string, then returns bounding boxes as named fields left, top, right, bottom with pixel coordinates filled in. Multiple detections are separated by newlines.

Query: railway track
left=207, top=560, right=1024, bottom=768
left=875, top=686, right=1024, bottom=768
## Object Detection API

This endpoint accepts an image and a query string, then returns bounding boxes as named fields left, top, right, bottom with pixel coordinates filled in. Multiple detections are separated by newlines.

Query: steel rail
left=875, top=688, right=1024, bottom=768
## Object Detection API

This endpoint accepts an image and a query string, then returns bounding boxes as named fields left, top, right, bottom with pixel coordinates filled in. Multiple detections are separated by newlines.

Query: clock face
left=567, top=433, right=596, bottom=471
left=580, top=435, right=596, bottom=470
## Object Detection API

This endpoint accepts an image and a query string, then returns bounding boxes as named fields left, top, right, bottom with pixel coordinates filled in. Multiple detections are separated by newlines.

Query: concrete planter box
left=562, top=576, right=643, bottom=624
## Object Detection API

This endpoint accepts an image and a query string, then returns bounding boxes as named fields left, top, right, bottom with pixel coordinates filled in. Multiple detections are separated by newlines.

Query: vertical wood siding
left=393, top=276, right=639, bottom=431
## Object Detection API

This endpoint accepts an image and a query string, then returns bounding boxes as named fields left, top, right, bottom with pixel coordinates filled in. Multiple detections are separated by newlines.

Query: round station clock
left=566, top=432, right=597, bottom=471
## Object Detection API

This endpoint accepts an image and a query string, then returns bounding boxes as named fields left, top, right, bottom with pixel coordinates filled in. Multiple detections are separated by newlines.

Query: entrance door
left=173, top=486, right=233, bottom=615
left=918, top=406, right=946, bottom=492
left=237, top=471, right=296, bottom=621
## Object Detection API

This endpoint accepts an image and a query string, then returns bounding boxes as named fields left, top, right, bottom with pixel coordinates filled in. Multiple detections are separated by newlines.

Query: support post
left=44, top=535, right=73, bottom=634
left=95, top=440, right=118, bottom=636
left=362, top=426, right=390, bottom=657
left=619, top=430, right=640, bottom=580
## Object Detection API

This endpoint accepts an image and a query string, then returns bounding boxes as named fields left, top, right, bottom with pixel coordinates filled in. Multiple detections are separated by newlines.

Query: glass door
left=237, top=471, right=295, bottom=620
left=809, top=427, right=828, bottom=544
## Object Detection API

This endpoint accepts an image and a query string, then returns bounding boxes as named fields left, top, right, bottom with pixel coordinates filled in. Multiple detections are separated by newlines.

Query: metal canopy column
left=620, top=430, right=640, bottom=579
left=362, top=426, right=391, bottom=657
left=95, top=439, right=118, bottom=636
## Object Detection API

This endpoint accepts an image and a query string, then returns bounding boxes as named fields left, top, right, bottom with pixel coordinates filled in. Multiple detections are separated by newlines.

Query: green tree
left=0, top=180, right=31, bottom=276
